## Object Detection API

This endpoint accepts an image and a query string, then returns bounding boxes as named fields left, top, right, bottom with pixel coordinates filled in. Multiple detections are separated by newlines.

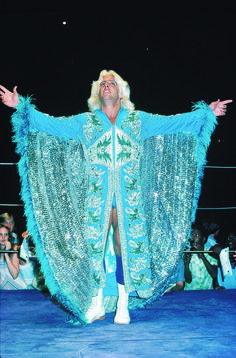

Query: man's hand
left=184, top=252, right=192, bottom=264
left=192, top=242, right=205, bottom=259
left=209, top=99, right=233, bottom=116
left=212, top=244, right=222, bottom=255
left=0, top=85, right=19, bottom=108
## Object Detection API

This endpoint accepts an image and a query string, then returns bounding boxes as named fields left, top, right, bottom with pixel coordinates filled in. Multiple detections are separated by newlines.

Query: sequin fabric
left=11, top=97, right=218, bottom=321
left=140, top=134, right=198, bottom=297
left=27, top=132, right=93, bottom=314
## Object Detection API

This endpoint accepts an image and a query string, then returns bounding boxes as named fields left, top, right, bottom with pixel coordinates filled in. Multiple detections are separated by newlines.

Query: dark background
left=0, top=4, right=235, bottom=239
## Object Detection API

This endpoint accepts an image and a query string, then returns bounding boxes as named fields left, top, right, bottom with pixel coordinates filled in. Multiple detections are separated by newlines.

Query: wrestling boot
left=85, top=288, right=105, bottom=323
left=114, top=283, right=130, bottom=324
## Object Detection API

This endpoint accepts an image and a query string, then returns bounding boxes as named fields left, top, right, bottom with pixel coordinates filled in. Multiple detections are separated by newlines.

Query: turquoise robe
left=11, top=97, right=217, bottom=324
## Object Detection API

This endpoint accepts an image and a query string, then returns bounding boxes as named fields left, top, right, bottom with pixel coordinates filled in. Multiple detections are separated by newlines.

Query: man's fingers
left=0, top=85, right=7, bottom=94
left=220, top=99, right=233, bottom=105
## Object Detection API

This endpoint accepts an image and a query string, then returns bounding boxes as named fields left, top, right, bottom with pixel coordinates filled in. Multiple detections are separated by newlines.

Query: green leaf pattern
left=121, top=111, right=141, bottom=142
left=83, top=111, right=152, bottom=290
left=83, top=113, right=104, bottom=144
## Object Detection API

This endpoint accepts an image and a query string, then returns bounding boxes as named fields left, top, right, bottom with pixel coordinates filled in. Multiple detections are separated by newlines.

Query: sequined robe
left=11, top=98, right=217, bottom=323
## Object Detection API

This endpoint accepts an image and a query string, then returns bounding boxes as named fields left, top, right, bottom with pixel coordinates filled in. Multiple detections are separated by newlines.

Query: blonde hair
left=87, top=70, right=135, bottom=112
left=0, top=212, right=14, bottom=225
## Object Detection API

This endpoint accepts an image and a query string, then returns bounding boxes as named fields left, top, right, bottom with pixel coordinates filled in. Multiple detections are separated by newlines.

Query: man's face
left=191, top=229, right=203, bottom=245
left=99, top=74, right=120, bottom=104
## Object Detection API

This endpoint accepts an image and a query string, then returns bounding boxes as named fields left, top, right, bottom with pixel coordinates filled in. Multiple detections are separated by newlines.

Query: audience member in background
left=19, top=231, right=36, bottom=289
left=0, top=223, right=27, bottom=289
left=184, top=228, right=217, bottom=290
left=20, top=231, right=48, bottom=292
left=201, top=221, right=226, bottom=289
left=203, top=221, right=221, bottom=249
left=217, top=231, right=236, bottom=289
left=0, top=212, right=18, bottom=244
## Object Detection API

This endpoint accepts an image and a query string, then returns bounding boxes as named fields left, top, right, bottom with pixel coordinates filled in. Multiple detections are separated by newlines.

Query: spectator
left=203, top=221, right=221, bottom=249
left=217, top=231, right=236, bottom=289
left=0, top=212, right=18, bottom=244
left=0, top=223, right=27, bottom=289
left=19, top=232, right=36, bottom=289
left=20, top=232, right=48, bottom=292
left=202, top=221, right=226, bottom=290
left=184, top=228, right=217, bottom=290
left=0, top=213, right=36, bottom=289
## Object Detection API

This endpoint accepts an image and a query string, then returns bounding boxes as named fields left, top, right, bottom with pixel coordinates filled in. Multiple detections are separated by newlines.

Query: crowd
left=1, top=212, right=235, bottom=293
left=0, top=212, right=47, bottom=291
left=169, top=221, right=236, bottom=292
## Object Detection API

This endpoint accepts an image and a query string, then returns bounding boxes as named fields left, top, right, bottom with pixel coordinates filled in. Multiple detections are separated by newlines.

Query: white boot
left=114, top=283, right=130, bottom=324
left=85, top=288, right=105, bottom=324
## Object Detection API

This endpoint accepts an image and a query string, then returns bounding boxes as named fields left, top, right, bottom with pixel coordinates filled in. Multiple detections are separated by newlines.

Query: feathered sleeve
left=141, top=101, right=217, bottom=140
left=11, top=95, right=84, bottom=143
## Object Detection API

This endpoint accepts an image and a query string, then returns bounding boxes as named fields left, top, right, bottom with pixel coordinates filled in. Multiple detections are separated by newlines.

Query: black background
left=1, top=4, right=235, bottom=238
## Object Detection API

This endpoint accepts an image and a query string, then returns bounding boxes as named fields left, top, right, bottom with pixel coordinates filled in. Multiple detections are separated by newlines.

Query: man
left=184, top=228, right=218, bottom=290
left=0, top=70, right=232, bottom=325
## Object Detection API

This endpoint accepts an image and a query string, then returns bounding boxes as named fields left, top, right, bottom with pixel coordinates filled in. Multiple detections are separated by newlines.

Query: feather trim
left=11, top=97, right=87, bottom=325
left=10, top=97, right=218, bottom=315
left=190, top=101, right=218, bottom=223
left=139, top=101, right=218, bottom=308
